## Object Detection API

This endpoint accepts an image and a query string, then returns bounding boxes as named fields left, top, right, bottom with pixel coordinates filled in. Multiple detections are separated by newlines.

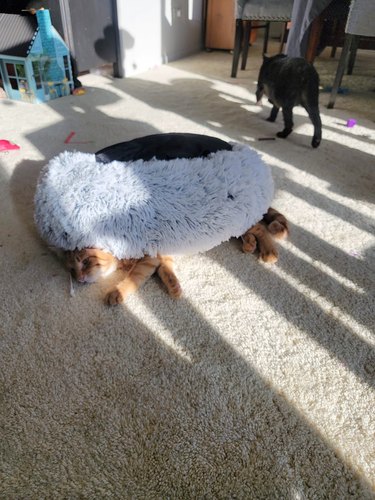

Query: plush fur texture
left=34, top=143, right=274, bottom=259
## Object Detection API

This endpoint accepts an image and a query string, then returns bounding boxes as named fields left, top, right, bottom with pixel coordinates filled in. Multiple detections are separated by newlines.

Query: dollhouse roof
left=0, top=14, right=38, bottom=58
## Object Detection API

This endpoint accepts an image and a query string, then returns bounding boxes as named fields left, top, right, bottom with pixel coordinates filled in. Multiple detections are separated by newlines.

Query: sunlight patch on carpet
left=272, top=191, right=373, bottom=249
left=266, top=157, right=375, bottom=223
left=206, top=121, right=222, bottom=128
left=294, top=122, right=375, bottom=156
left=241, top=104, right=262, bottom=114
left=0, top=160, right=11, bottom=180
left=127, top=298, right=193, bottom=363
left=269, top=256, right=375, bottom=347
left=251, top=356, right=375, bottom=491
left=279, top=239, right=367, bottom=294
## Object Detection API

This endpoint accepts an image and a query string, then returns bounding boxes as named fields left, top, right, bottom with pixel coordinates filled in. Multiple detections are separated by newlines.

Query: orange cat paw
left=268, top=220, right=289, bottom=239
left=105, top=288, right=125, bottom=305
left=242, top=233, right=257, bottom=253
left=158, top=267, right=182, bottom=298
left=260, top=248, right=278, bottom=263
left=169, top=281, right=182, bottom=299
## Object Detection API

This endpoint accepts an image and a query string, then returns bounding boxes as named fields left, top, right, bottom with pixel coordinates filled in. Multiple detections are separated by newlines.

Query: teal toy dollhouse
left=0, top=9, right=73, bottom=103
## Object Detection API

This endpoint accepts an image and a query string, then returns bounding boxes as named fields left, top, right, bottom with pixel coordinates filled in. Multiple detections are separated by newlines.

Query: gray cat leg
left=266, top=105, right=279, bottom=122
left=277, top=107, right=293, bottom=138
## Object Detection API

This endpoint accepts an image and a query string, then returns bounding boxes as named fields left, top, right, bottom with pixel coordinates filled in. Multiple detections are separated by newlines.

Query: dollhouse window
left=6, top=63, right=15, bottom=77
left=16, top=64, right=26, bottom=78
left=5, top=62, right=27, bottom=92
left=32, top=61, right=43, bottom=90
left=10, top=78, right=19, bottom=90
left=63, top=55, right=70, bottom=80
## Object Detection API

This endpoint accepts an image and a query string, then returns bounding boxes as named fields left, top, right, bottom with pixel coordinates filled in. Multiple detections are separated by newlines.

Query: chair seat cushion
left=346, top=0, right=375, bottom=36
left=236, top=0, right=293, bottom=21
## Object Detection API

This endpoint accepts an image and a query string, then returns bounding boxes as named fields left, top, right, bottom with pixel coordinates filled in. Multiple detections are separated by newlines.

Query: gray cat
left=256, top=54, right=322, bottom=148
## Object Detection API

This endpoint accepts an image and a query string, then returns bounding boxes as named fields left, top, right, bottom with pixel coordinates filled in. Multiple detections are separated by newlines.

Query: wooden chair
left=231, top=0, right=294, bottom=78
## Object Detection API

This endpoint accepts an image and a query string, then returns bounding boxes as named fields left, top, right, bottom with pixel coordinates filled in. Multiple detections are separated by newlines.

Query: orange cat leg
left=246, top=222, right=278, bottom=263
left=241, top=229, right=258, bottom=254
left=105, top=256, right=160, bottom=305
left=157, top=255, right=182, bottom=299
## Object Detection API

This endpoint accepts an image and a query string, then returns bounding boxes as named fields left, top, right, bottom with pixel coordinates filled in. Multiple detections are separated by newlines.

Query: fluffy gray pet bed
left=34, top=134, right=274, bottom=258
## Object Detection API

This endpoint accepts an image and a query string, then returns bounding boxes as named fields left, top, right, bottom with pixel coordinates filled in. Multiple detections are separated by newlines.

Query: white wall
left=116, top=0, right=204, bottom=77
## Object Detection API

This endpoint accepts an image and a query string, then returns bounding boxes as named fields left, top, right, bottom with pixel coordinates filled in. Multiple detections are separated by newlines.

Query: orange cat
left=65, top=250, right=182, bottom=305
left=64, top=207, right=288, bottom=305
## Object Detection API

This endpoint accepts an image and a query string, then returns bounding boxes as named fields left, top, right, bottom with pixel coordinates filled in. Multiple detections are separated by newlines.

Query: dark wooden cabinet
left=205, top=0, right=235, bottom=50
left=205, top=0, right=257, bottom=51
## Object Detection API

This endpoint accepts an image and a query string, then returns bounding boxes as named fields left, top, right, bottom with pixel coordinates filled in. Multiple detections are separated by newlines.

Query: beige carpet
left=1, top=43, right=375, bottom=498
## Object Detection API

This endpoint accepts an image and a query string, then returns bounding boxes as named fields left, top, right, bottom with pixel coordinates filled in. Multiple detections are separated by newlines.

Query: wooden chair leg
left=306, top=14, right=324, bottom=63
left=328, top=34, right=353, bottom=109
left=263, top=21, right=270, bottom=54
left=231, top=19, right=243, bottom=78
left=241, top=20, right=252, bottom=70
left=279, top=21, right=288, bottom=53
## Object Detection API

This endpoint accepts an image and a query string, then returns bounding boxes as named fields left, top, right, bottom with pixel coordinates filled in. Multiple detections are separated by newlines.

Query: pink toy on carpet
left=0, top=140, right=20, bottom=152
